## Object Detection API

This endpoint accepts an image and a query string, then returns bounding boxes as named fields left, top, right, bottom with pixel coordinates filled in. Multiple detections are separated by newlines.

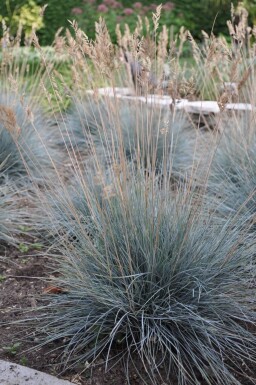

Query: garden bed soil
left=0, top=242, right=255, bottom=385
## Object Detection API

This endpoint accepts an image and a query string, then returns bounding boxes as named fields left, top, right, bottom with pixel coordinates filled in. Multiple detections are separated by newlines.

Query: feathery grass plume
left=0, top=25, right=73, bottom=147
left=184, top=5, right=256, bottom=105
left=0, top=91, right=62, bottom=185
left=206, top=110, right=256, bottom=220
left=153, top=4, right=162, bottom=34
left=32, top=171, right=256, bottom=385
left=0, top=20, right=71, bottom=107
left=61, top=95, right=201, bottom=181
left=66, top=13, right=190, bottom=97
left=59, top=3, right=256, bottom=105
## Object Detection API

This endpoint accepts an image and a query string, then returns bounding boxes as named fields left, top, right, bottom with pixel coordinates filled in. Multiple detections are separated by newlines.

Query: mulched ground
left=0, top=241, right=255, bottom=385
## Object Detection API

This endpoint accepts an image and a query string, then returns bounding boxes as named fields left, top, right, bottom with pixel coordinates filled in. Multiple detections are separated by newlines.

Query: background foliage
left=0, top=0, right=243, bottom=46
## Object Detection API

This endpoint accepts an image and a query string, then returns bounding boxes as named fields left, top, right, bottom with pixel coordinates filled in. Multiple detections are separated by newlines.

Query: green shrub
left=0, top=0, right=241, bottom=46
left=0, top=0, right=44, bottom=38
left=35, top=0, right=79, bottom=46
left=243, top=0, right=256, bottom=24
left=0, top=46, right=69, bottom=67
left=70, top=0, right=236, bottom=44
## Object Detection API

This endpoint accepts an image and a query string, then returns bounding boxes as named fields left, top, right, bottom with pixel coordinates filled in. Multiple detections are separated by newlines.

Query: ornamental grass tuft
left=5, top=6, right=256, bottom=385
left=61, top=96, right=200, bottom=180
left=207, top=112, right=256, bottom=222
left=0, top=169, right=30, bottom=245
left=34, top=171, right=256, bottom=385
left=0, top=91, right=61, bottom=185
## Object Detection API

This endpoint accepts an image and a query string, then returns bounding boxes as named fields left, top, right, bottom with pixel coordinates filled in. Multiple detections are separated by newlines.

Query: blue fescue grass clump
left=61, top=96, right=199, bottom=179
left=59, top=97, right=108, bottom=153
left=0, top=170, right=28, bottom=245
left=0, top=91, right=61, bottom=185
left=44, top=171, right=104, bottom=241
left=207, top=112, right=256, bottom=221
left=36, top=171, right=256, bottom=385
left=0, top=183, right=17, bottom=244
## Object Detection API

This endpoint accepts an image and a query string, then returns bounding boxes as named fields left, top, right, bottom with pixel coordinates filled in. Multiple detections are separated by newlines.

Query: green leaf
left=18, top=243, right=29, bottom=253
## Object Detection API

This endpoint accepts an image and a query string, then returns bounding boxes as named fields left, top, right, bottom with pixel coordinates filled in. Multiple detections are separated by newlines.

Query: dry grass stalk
left=92, top=18, right=117, bottom=76
left=177, top=26, right=187, bottom=59
left=186, top=31, right=201, bottom=65
left=153, top=4, right=162, bottom=34
left=0, top=104, right=20, bottom=137
left=237, top=66, right=253, bottom=92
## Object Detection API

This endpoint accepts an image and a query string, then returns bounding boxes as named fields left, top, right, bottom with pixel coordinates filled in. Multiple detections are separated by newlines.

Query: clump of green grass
left=44, top=170, right=104, bottom=241
left=34, top=170, right=256, bottom=385
left=0, top=88, right=63, bottom=244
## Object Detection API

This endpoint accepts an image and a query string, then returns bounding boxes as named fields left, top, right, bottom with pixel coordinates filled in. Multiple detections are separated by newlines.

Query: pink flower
left=112, top=1, right=122, bottom=9
left=149, top=3, right=157, bottom=10
left=123, top=7, right=133, bottom=15
left=71, top=7, right=83, bottom=15
left=162, top=2, right=175, bottom=11
left=97, top=3, right=108, bottom=12
left=133, top=2, right=142, bottom=9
